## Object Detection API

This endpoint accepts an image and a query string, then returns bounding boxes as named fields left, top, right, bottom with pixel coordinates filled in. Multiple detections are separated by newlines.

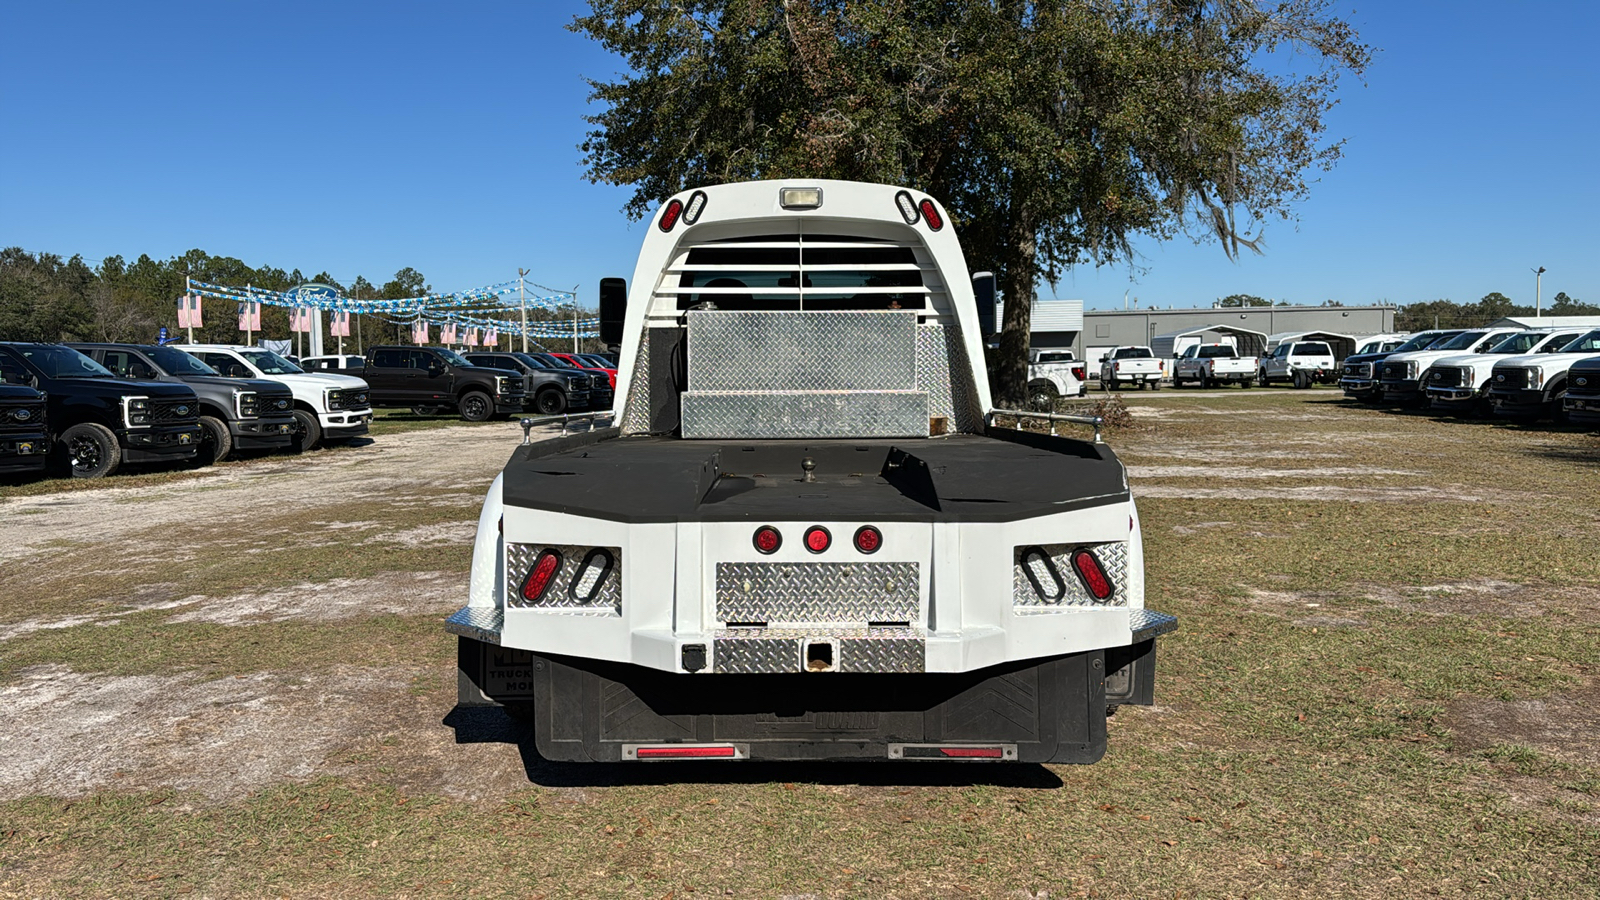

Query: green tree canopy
left=571, top=0, right=1370, bottom=403
left=1218, top=294, right=1272, bottom=307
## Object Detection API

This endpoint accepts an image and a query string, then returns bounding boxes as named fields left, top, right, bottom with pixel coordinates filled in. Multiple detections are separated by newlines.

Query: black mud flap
left=1104, top=639, right=1157, bottom=707
left=458, top=638, right=1108, bottom=764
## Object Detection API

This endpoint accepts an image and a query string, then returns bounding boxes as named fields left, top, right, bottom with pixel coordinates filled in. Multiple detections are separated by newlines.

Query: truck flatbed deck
left=503, top=428, right=1129, bottom=523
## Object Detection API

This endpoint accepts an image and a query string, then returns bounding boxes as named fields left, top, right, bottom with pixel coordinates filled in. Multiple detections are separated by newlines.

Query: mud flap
left=458, top=638, right=1109, bottom=764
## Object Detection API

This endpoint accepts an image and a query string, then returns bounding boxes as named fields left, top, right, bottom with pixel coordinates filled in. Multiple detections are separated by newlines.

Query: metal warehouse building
left=1026, top=303, right=1397, bottom=367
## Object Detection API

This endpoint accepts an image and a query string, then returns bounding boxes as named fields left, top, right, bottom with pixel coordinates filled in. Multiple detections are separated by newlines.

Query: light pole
left=1532, top=266, right=1546, bottom=318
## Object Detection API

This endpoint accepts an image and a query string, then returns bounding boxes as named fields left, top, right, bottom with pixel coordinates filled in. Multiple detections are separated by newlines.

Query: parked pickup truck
left=1173, top=343, right=1256, bottom=388
left=1487, top=329, right=1600, bottom=421
left=301, top=354, right=367, bottom=373
left=0, top=382, right=50, bottom=476
left=447, top=179, right=1176, bottom=765
left=1424, top=328, right=1588, bottom=415
left=0, top=342, right=202, bottom=478
left=1563, top=355, right=1600, bottom=425
left=176, top=344, right=372, bottom=452
left=1339, top=330, right=1462, bottom=403
left=549, top=352, right=619, bottom=391
left=1027, top=349, right=1087, bottom=409
left=361, top=346, right=527, bottom=420
left=68, top=342, right=297, bottom=464
left=1100, top=346, right=1164, bottom=390
left=1260, top=341, right=1336, bottom=387
left=463, top=350, right=600, bottom=415
left=1377, top=328, right=1523, bottom=406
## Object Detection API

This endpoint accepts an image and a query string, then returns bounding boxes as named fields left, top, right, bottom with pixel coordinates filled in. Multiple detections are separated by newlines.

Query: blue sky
left=2, top=1, right=1596, bottom=311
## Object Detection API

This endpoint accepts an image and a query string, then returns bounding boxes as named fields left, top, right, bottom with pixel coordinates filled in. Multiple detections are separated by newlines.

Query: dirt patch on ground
left=166, top=570, right=463, bottom=626
left=1128, top=465, right=1420, bottom=479
left=1134, top=484, right=1508, bottom=502
left=1242, top=579, right=1575, bottom=626
left=1444, top=679, right=1600, bottom=768
left=0, top=423, right=519, bottom=564
left=0, top=664, right=530, bottom=804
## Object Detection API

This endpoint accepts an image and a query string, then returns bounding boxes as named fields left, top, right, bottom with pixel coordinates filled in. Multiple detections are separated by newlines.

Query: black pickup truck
left=68, top=342, right=298, bottom=464
left=0, top=382, right=50, bottom=476
left=359, top=346, right=527, bottom=421
left=0, top=342, right=203, bottom=477
left=463, top=350, right=606, bottom=414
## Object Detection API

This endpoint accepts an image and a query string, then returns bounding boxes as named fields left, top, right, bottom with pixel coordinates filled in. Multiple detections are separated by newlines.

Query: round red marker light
left=753, top=525, right=782, bottom=554
left=804, top=526, right=831, bottom=554
left=853, top=525, right=882, bottom=554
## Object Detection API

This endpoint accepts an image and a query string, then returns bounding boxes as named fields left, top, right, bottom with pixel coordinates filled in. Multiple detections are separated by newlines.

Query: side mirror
left=599, top=277, right=627, bottom=346
left=972, top=272, right=997, bottom=336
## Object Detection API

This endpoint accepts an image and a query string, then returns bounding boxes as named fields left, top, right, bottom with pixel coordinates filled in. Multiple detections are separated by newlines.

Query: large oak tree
left=572, top=0, right=1370, bottom=404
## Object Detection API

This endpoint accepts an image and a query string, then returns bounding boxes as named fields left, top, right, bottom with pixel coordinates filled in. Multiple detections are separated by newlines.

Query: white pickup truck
left=1027, top=349, right=1087, bottom=409
left=1259, top=341, right=1337, bottom=387
left=1424, top=328, right=1589, bottom=415
left=176, top=344, right=373, bottom=451
left=1172, top=343, right=1256, bottom=388
left=1487, top=328, right=1600, bottom=421
left=447, top=179, right=1176, bottom=765
left=1100, top=346, right=1164, bottom=390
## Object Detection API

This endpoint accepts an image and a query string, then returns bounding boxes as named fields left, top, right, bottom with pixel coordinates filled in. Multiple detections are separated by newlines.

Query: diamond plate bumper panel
left=713, top=627, right=924, bottom=673
left=505, top=542, right=622, bottom=615
left=1130, top=608, right=1179, bottom=643
left=445, top=606, right=503, bottom=645
left=1012, top=542, right=1131, bottom=607
left=716, top=561, right=920, bottom=624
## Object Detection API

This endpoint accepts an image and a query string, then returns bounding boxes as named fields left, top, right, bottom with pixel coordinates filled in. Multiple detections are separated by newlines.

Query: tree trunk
left=992, top=203, right=1038, bottom=410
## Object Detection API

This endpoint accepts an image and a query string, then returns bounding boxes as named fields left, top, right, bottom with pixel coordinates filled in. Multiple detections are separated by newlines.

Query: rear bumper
left=1207, top=370, right=1252, bottom=382
left=454, top=635, right=1168, bottom=764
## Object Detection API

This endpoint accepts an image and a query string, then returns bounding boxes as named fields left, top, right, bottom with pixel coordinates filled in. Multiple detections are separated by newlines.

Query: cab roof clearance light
left=894, top=191, right=920, bottom=225
left=658, top=198, right=684, bottom=232
left=779, top=187, right=823, bottom=209
left=683, top=190, right=708, bottom=224
left=918, top=199, right=944, bottom=231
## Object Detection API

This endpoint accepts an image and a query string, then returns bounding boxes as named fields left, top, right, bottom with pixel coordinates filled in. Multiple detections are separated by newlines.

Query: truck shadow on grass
left=442, top=707, right=1067, bottom=789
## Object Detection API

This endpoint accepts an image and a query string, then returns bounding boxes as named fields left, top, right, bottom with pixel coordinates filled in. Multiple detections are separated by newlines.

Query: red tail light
left=941, top=747, right=1004, bottom=758
left=918, top=199, right=943, bottom=231
left=853, top=525, right=882, bottom=554
left=753, top=525, right=782, bottom=554
left=521, top=549, right=562, bottom=603
left=1071, top=548, right=1115, bottom=600
left=658, top=198, right=683, bottom=232
left=804, top=525, right=831, bottom=553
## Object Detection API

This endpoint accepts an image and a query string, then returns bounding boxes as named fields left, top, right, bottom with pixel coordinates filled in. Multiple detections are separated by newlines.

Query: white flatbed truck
left=448, top=180, right=1176, bottom=763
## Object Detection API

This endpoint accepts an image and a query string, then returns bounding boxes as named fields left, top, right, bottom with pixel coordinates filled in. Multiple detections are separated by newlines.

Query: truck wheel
left=59, top=422, right=121, bottom=479
left=289, top=409, right=321, bottom=453
left=458, top=390, right=494, bottom=422
left=1027, top=380, right=1058, bottom=411
left=1293, top=369, right=1313, bottom=390
left=194, top=415, right=232, bottom=466
left=1242, top=378, right=1255, bottom=389
left=1150, top=379, right=1162, bottom=391
left=534, top=388, right=567, bottom=415
left=410, top=405, right=447, bottom=416
left=1258, top=368, right=1271, bottom=386
left=1202, top=375, right=1215, bottom=389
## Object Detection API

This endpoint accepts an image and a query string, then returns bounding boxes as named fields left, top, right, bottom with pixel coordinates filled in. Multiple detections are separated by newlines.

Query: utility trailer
left=448, top=180, right=1176, bottom=764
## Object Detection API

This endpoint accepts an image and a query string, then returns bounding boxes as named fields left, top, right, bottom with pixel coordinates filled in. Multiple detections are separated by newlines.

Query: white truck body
left=1173, top=343, right=1256, bottom=387
left=1027, top=349, right=1087, bottom=406
left=1486, top=329, right=1600, bottom=419
left=1099, top=346, right=1164, bottom=390
left=448, top=180, right=1175, bottom=764
left=174, top=344, right=373, bottom=448
left=1424, top=328, right=1589, bottom=413
left=1259, top=340, right=1337, bottom=386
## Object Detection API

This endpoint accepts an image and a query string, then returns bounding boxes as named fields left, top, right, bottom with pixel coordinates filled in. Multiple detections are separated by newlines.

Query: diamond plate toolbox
left=716, top=561, right=920, bottom=624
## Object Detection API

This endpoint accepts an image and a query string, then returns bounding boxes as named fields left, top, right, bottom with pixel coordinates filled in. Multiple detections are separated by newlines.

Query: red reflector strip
left=941, top=747, right=1004, bottom=759
left=635, top=746, right=737, bottom=759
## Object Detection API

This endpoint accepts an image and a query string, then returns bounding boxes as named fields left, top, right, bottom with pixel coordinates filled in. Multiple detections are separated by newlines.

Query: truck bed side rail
left=988, top=408, right=1104, bottom=443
